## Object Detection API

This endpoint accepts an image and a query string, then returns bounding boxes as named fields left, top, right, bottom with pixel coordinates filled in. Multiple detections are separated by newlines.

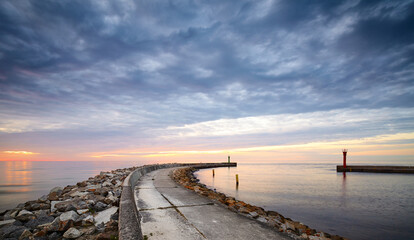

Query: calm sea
left=0, top=160, right=147, bottom=212
left=2, top=161, right=413, bottom=240
left=196, top=163, right=414, bottom=240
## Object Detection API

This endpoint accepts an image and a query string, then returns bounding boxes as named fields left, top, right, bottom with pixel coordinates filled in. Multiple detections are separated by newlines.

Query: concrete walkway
left=134, top=168, right=291, bottom=240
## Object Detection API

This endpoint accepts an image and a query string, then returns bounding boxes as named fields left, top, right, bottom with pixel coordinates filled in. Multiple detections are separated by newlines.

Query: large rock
left=94, top=202, right=108, bottom=211
left=70, top=191, right=89, bottom=198
left=0, top=219, right=16, bottom=227
left=102, top=181, right=113, bottom=187
left=63, top=227, right=83, bottom=239
left=48, top=187, right=63, bottom=201
left=59, top=211, right=79, bottom=222
left=15, top=210, right=34, bottom=222
left=55, top=201, right=76, bottom=212
left=19, top=229, right=33, bottom=240
left=94, top=207, right=118, bottom=226
left=0, top=224, right=27, bottom=239
left=24, top=215, right=54, bottom=230
left=42, top=216, right=60, bottom=232
left=48, top=231, right=62, bottom=240
left=24, top=200, right=50, bottom=211
left=50, top=187, right=63, bottom=194
left=50, top=201, right=62, bottom=212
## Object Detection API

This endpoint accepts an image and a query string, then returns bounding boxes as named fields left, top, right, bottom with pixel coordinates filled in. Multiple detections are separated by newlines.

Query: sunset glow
left=3, top=151, right=38, bottom=155
left=0, top=1, right=413, bottom=164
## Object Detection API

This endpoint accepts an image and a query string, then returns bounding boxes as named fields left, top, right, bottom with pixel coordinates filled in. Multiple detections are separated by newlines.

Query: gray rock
left=69, top=191, right=89, bottom=198
left=96, top=222, right=105, bottom=233
left=0, top=219, right=16, bottom=227
left=86, top=185, right=100, bottom=191
left=0, top=225, right=27, bottom=238
left=33, top=210, right=49, bottom=218
left=49, top=187, right=63, bottom=195
left=63, top=227, right=82, bottom=239
left=15, top=210, right=34, bottom=222
left=19, top=229, right=32, bottom=240
left=110, top=212, right=118, bottom=221
left=257, top=216, right=268, bottom=223
left=16, top=203, right=25, bottom=209
left=10, top=210, right=19, bottom=218
left=94, top=207, right=118, bottom=226
left=94, top=202, right=107, bottom=211
left=248, top=211, right=259, bottom=218
left=38, top=195, right=48, bottom=203
left=48, top=231, right=62, bottom=240
left=76, top=209, right=89, bottom=215
left=80, top=225, right=96, bottom=235
left=102, top=181, right=112, bottom=187
left=50, top=201, right=62, bottom=213
left=55, top=201, right=76, bottom=212
left=13, top=220, right=23, bottom=226
left=24, top=215, right=54, bottom=230
left=77, top=201, right=87, bottom=210
left=59, top=211, right=79, bottom=222
left=82, top=215, right=94, bottom=226
left=41, top=216, right=60, bottom=232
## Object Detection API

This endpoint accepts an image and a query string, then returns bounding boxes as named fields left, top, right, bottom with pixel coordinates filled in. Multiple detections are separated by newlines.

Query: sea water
left=196, top=163, right=414, bottom=240
left=0, top=160, right=146, bottom=212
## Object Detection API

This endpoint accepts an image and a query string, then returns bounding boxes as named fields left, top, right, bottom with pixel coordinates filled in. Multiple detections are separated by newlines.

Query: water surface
left=196, top=163, right=414, bottom=240
left=0, top=160, right=145, bottom=212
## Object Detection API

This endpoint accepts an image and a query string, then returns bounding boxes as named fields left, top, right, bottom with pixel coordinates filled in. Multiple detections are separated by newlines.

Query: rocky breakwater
left=172, top=167, right=348, bottom=240
left=0, top=166, right=138, bottom=240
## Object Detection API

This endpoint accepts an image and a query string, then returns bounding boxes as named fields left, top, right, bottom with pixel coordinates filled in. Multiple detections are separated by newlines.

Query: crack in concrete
left=139, top=202, right=214, bottom=211
left=159, top=192, right=207, bottom=239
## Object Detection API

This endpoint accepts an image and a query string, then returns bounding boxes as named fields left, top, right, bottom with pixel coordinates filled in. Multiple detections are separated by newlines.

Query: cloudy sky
left=1, top=0, right=413, bottom=163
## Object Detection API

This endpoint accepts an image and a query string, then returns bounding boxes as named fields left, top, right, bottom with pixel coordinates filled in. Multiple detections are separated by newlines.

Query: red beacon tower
left=342, top=149, right=348, bottom=168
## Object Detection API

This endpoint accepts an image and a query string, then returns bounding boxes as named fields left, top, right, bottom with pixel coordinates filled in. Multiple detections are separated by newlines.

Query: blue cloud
left=0, top=0, right=413, bottom=157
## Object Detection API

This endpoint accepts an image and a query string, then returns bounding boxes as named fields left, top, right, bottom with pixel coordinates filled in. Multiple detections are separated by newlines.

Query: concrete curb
left=119, top=164, right=181, bottom=240
left=118, top=163, right=236, bottom=240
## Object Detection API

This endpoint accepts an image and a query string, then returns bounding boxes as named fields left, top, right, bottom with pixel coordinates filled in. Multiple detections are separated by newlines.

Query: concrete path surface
left=134, top=168, right=291, bottom=240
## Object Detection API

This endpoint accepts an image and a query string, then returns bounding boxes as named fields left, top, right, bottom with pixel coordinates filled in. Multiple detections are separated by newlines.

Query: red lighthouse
left=342, top=149, right=348, bottom=168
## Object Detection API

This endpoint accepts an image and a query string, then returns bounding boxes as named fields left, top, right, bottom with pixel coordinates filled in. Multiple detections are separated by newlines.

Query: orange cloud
left=3, top=151, right=38, bottom=155
left=89, top=132, right=414, bottom=160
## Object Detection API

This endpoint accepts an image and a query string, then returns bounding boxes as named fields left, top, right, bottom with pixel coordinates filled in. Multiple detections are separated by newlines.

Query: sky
left=0, top=0, right=413, bottom=164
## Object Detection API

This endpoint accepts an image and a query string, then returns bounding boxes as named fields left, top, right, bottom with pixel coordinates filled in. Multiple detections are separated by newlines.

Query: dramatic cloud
left=0, top=0, right=413, bottom=162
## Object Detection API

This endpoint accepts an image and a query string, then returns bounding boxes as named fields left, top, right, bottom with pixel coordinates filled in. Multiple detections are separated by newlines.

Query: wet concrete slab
left=134, top=168, right=291, bottom=240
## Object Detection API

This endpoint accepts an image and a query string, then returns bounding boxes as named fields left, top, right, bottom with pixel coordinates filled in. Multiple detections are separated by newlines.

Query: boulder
left=38, top=194, right=48, bottom=203
left=24, top=215, right=54, bottom=230
left=70, top=191, right=89, bottom=198
left=77, top=181, right=88, bottom=187
left=16, top=210, right=34, bottom=222
left=59, top=211, right=79, bottom=222
left=102, top=181, right=112, bottom=187
left=48, top=231, right=62, bottom=240
left=42, top=216, right=60, bottom=232
left=80, top=225, right=96, bottom=235
left=0, top=219, right=16, bottom=227
left=94, top=202, right=107, bottom=212
left=19, top=229, right=33, bottom=240
left=0, top=224, right=27, bottom=239
left=248, top=211, right=259, bottom=218
left=50, top=187, right=63, bottom=195
left=58, top=219, right=74, bottom=232
left=94, top=207, right=118, bottom=226
left=82, top=215, right=94, bottom=226
left=55, top=201, right=76, bottom=212
left=77, top=209, right=89, bottom=215
left=48, top=191, right=60, bottom=201
left=50, top=201, right=62, bottom=212
left=63, top=227, right=83, bottom=239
